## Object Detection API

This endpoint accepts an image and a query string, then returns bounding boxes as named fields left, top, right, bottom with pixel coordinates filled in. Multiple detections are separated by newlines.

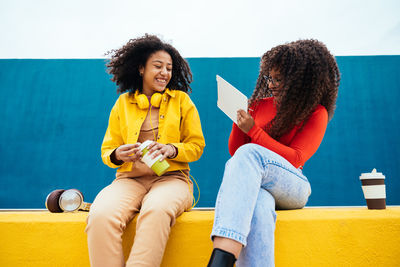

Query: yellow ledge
left=1, top=207, right=400, bottom=266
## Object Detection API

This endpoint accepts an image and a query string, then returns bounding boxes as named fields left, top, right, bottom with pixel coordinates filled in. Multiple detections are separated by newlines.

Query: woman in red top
left=207, top=39, right=340, bottom=267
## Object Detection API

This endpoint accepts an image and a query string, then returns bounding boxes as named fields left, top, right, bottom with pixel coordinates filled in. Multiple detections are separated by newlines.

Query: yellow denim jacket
left=101, top=89, right=205, bottom=173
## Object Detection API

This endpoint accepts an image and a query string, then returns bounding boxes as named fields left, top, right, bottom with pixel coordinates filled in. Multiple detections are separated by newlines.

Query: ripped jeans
left=211, top=143, right=311, bottom=267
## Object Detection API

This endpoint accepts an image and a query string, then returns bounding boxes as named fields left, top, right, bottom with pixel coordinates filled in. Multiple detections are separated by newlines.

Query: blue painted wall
left=0, top=56, right=399, bottom=208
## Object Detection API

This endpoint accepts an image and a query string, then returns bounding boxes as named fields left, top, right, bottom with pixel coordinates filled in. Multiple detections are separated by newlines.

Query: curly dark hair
left=249, top=39, right=340, bottom=139
left=106, top=34, right=192, bottom=94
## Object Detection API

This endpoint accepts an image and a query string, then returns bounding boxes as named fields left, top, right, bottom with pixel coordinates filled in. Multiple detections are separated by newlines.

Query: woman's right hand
left=237, top=109, right=255, bottom=134
left=115, top=143, right=142, bottom=163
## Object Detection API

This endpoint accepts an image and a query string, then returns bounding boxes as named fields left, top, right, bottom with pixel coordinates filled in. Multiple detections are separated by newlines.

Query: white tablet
left=216, top=75, right=248, bottom=124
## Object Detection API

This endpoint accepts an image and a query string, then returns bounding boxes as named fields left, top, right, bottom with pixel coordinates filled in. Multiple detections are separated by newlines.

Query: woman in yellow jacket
left=85, top=34, right=205, bottom=267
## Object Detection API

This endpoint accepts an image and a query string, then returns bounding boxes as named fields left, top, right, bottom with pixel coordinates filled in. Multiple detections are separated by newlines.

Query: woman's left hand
left=146, top=142, right=176, bottom=161
left=237, top=109, right=255, bottom=134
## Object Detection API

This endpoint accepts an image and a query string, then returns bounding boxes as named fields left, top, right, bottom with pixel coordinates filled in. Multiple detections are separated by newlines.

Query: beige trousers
left=85, top=171, right=193, bottom=267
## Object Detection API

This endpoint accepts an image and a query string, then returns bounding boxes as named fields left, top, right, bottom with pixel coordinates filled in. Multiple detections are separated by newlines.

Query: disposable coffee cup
left=359, top=168, right=386, bottom=209
left=139, top=140, right=170, bottom=176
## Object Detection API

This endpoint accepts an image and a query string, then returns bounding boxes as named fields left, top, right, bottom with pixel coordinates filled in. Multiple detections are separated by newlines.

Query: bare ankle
left=213, top=237, right=242, bottom=259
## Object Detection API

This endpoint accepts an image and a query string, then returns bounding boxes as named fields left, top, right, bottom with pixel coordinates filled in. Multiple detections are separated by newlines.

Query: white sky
left=1, top=0, right=399, bottom=58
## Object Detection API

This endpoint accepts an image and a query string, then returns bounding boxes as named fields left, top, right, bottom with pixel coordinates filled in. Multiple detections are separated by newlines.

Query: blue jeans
left=211, top=143, right=311, bottom=267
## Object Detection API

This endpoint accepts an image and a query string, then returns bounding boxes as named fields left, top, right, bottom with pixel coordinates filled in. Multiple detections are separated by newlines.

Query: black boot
left=207, top=248, right=236, bottom=267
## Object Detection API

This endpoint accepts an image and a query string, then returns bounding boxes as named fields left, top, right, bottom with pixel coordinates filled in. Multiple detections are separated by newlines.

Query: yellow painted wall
left=1, top=207, right=399, bottom=266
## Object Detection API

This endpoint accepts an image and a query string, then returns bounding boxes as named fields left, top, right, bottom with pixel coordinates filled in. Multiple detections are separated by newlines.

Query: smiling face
left=267, top=68, right=284, bottom=98
left=139, top=50, right=173, bottom=96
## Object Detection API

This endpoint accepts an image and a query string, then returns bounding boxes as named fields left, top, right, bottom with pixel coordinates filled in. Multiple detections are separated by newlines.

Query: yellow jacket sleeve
left=101, top=100, right=124, bottom=168
left=169, top=94, right=205, bottom=163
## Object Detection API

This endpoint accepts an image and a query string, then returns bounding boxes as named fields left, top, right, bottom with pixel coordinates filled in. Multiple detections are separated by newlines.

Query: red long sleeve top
left=228, top=97, right=328, bottom=168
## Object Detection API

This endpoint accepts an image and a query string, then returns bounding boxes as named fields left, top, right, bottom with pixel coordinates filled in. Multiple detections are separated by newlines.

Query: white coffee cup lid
left=138, top=140, right=154, bottom=151
left=359, top=168, right=385, bottom=180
